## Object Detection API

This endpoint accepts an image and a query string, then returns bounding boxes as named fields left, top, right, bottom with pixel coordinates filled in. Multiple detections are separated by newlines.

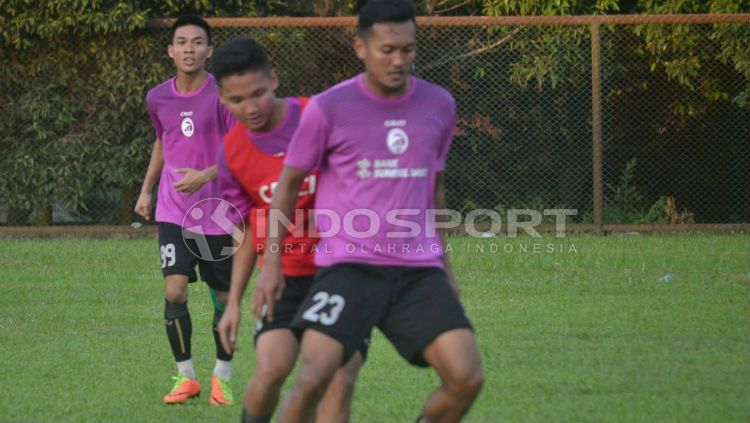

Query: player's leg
left=208, top=287, right=234, bottom=405
left=379, top=267, right=483, bottom=423
left=241, top=275, right=312, bottom=423
left=315, top=350, right=365, bottom=423
left=241, top=329, right=299, bottom=423
left=278, top=330, right=344, bottom=422
left=199, top=233, right=236, bottom=405
left=420, top=329, right=483, bottom=422
left=164, top=274, right=192, bottom=374
left=159, top=222, right=201, bottom=404
left=277, top=264, right=387, bottom=423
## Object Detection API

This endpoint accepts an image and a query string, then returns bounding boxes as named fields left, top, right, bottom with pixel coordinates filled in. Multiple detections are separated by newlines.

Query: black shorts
left=254, top=274, right=370, bottom=360
left=291, top=263, right=473, bottom=367
left=253, top=275, right=315, bottom=343
left=157, top=222, right=232, bottom=292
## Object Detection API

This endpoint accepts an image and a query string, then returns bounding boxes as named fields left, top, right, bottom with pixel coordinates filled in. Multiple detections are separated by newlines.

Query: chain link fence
left=1, top=15, right=748, bottom=230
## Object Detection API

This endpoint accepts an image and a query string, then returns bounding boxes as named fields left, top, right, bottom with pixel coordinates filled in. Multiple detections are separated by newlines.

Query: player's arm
left=253, top=165, right=310, bottom=322
left=435, top=171, right=460, bottom=298
left=173, top=165, right=217, bottom=195
left=217, top=223, right=257, bottom=354
left=134, top=138, right=164, bottom=220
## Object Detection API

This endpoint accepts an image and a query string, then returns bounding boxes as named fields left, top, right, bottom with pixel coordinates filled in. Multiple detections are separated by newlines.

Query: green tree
left=1, top=0, right=746, bottom=225
left=633, top=0, right=750, bottom=109
left=0, top=1, right=153, bottom=224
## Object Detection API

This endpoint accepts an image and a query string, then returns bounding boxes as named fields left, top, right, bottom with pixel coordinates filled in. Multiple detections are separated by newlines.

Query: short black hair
left=211, top=37, right=272, bottom=84
left=170, top=15, right=212, bottom=44
left=358, top=0, right=416, bottom=38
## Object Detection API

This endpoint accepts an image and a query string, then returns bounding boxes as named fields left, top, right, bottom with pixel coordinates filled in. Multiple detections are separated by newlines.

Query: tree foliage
left=1, top=1, right=157, bottom=224
left=1, top=0, right=747, bottom=224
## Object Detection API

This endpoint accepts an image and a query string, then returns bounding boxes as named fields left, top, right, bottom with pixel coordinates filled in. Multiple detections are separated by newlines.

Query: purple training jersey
left=284, top=74, right=456, bottom=268
left=146, top=73, right=236, bottom=235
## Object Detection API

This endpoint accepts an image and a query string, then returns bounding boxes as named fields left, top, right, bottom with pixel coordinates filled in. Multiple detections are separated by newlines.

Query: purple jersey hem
left=154, top=216, right=230, bottom=236
left=314, top=255, right=445, bottom=269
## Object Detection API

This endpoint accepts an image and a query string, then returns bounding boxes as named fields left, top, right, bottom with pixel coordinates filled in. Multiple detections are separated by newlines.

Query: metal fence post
left=591, top=21, right=604, bottom=233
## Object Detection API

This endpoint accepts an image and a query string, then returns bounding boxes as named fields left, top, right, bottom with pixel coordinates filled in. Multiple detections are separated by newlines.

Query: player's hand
left=134, top=192, right=152, bottom=220
left=217, top=302, right=241, bottom=354
left=446, top=270, right=461, bottom=299
left=173, top=168, right=208, bottom=195
left=252, top=264, right=285, bottom=322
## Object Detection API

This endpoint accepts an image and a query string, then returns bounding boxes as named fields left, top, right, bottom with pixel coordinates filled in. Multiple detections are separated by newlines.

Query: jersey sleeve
left=216, top=145, right=255, bottom=221
left=436, top=95, right=457, bottom=172
left=146, top=94, right=163, bottom=140
left=284, top=96, right=329, bottom=172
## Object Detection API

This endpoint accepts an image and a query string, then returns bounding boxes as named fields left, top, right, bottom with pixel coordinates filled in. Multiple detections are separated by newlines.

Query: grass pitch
left=0, top=234, right=748, bottom=422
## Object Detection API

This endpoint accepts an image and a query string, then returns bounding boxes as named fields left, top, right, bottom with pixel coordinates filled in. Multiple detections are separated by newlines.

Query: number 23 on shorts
left=302, top=291, right=345, bottom=326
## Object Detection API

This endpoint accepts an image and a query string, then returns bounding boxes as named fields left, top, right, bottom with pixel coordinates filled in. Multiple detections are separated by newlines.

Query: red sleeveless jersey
left=223, top=98, right=318, bottom=276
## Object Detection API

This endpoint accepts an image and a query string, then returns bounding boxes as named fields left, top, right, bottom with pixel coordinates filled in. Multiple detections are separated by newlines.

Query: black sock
left=241, top=408, right=271, bottom=423
left=165, top=299, right=192, bottom=362
left=213, top=308, right=233, bottom=361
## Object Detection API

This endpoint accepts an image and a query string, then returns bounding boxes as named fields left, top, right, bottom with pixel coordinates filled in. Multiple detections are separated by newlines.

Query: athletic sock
left=165, top=299, right=192, bottom=363
left=176, top=358, right=197, bottom=380
left=213, top=307, right=234, bottom=362
left=213, top=359, right=232, bottom=381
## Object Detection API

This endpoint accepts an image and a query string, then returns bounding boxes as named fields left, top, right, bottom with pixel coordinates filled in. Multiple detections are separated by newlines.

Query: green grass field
left=1, top=234, right=748, bottom=422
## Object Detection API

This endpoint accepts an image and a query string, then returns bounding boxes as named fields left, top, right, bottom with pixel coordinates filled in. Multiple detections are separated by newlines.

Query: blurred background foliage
left=0, top=0, right=747, bottom=225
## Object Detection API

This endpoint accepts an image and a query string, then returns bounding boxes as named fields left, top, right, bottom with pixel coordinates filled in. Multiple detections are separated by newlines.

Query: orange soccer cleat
left=209, top=376, right=234, bottom=406
left=163, top=376, right=201, bottom=404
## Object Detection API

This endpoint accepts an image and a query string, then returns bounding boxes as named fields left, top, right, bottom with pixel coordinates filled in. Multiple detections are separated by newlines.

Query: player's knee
left=445, top=365, right=483, bottom=400
left=165, top=285, right=187, bottom=303
left=253, top=363, right=292, bottom=389
left=464, top=367, right=484, bottom=399
left=293, top=371, right=329, bottom=401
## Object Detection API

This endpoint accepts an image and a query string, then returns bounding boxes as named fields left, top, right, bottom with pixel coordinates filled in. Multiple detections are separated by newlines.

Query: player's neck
left=253, top=98, right=287, bottom=134
left=174, top=70, right=208, bottom=94
left=363, top=73, right=411, bottom=99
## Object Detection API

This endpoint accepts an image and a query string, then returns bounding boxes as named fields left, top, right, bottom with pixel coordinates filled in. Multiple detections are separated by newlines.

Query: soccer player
left=256, top=0, right=484, bottom=422
left=134, top=15, right=237, bottom=406
left=211, top=37, right=364, bottom=423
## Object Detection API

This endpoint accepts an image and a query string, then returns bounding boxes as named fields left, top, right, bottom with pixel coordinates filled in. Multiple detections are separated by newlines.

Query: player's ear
left=353, top=36, right=366, bottom=61
left=168, top=44, right=175, bottom=59
left=206, top=45, right=214, bottom=59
